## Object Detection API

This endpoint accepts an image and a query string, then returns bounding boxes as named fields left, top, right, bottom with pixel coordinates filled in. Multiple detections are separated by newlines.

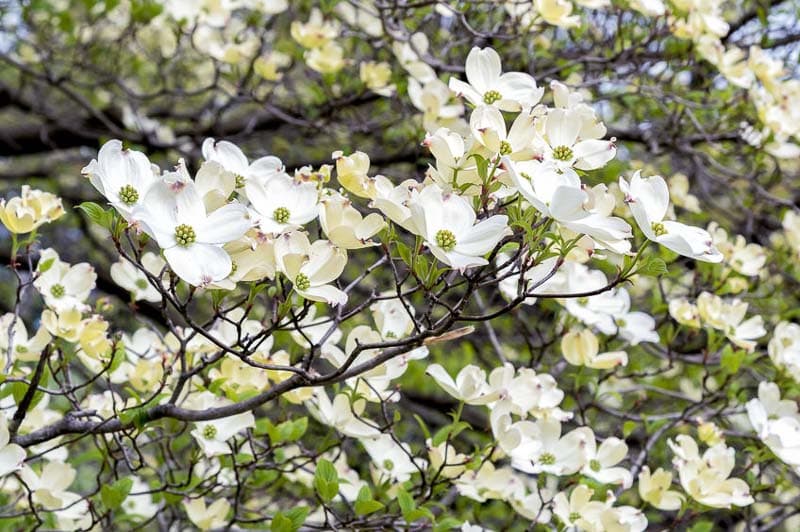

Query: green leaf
left=720, top=345, right=745, bottom=374
left=623, top=420, right=637, bottom=438
left=434, top=517, right=463, bottom=531
left=313, top=459, right=339, bottom=502
left=469, top=153, right=490, bottom=182
left=431, top=420, right=471, bottom=447
left=37, top=257, right=55, bottom=274
left=640, top=257, right=668, bottom=277
left=688, top=521, right=714, bottom=532
left=263, top=417, right=308, bottom=444
left=397, top=486, right=415, bottom=517
left=130, top=0, right=163, bottom=23
left=77, top=201, right=113, bottom=229
left=354, top=486, right=384, bottom=515
left=271, top=512, right=294, bottom=532
left=355, top=498, right=384, bottom=515
left=100, top=477, right=133, bottom=510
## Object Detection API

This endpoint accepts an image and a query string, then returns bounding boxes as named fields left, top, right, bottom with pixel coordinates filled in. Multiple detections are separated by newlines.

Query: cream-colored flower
left=305, top=41, right=346, bottom=74
left=333, top=150, right=374, bottom=198
left=319, top=192, right=385, bottom=249
left=183, top=497, right=230, bottom=531
left=290, top=8, right=339, bottom=48
left=668, top=298, right=701, bottom=328
left=638, top=466, right=684, bottom=511
left=254, top=51, right=291, bottom=81
left=360, top=61, right=394, bottom=96
left=561, top=329, right=628, bottom=369
left=0, top=186, right=64, bottom=234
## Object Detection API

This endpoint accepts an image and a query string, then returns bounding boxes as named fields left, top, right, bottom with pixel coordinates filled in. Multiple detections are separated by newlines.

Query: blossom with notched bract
left=408, top=183, right=511, bottom=270
left=668, top=434, right=753, bottom=509
left=81, top=139, right=157, bottom=219
left=537, top=107, right=617, bottom=171
left=0, top=313, right=50, bottom=363
left=274, top=231, right=347, bottom=305
left=132, top=178, right=252, bottom=286
left=620, top=171, right=723, bottom=262
left=426, top=363, right=499, bottom=405
left=506, top=158, right=632, bottom=249
left=202, top=137, right=283, bottom=187
left=449, top=46, right=543, bottom=112
left=110, top=251, right=165, bottom=303
left=33, top=248, right=96, bottom=313
left=245, top=172, right=319, bottom=235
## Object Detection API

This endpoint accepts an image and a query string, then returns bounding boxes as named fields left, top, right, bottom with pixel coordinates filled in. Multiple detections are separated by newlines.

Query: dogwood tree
left=0, top=0, right=799, bottom=530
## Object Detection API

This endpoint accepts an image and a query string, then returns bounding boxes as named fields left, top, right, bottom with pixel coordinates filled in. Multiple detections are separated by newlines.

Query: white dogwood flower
left=580, top=437, right=633, bottom=489
left=34, top=248, right=96, bottom=313
left=620, top=172, right=723, bottom=262
left=506, top=158, right=632, bottom=247
left=246, top=173, right=319, bottom=235
left=538, top=108, right=617, bottom=170
left=510, top=419, right=592, bottom=476
left=746, top=382, right=800, bottom=473
left=0, top=313, right=51, bottom=363
left=132, top=178, right=252, bottom=286
left=669, top=434, right=753, bottom=509
left=449, top=46, right=543, bottom=112
left=110, top=251, right=165, bottom=303
left=426, top=363, right=499, bottom=405
left=81, top=139, right=157, bottom=219
left=409, top=183, right=510, bottom=270
left=305, top=389, right=381, bottom=439
left=0, top=416, right=25, bottom=478
left=470, top=105, right=536, bottom=159
left=274, top=231, right=347, bottom=305
left=202, top=137, right=283, bottom=187
left=191, top=411, right=256, bottom=458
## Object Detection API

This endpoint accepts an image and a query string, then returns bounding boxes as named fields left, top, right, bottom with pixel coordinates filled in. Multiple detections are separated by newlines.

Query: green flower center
left=273, top=207, right=291, bottom=224
left=651, top=221, right=667, bottom=237
left=202, top=425, right=217, bottom=439
left=590, top=459, right=601, bottom=472
left=552, top=145, right=574, bottom=161
left=435, top=229, right=457, bottom=252
left=135, top=279, right=148, bottom=290
left=16, top=345, right=28, bottom=353
left=174, top=224, right=196, bottom=247
left=235, top=174, right=246, bottom=188
left=382, top=459, right=394, bottom=471
left=483, top=90, right=502, bottom=105
left=539, top=452, right=556, bottom=465
left=50, top=284, right=65, bottom=298
left=499, top=140, right=512, bottom=156
left=569, top=512, right=581, bottom=522
left=118, top=185, right=139, bottom=205
left=295, top=272, right=311, bottom=291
